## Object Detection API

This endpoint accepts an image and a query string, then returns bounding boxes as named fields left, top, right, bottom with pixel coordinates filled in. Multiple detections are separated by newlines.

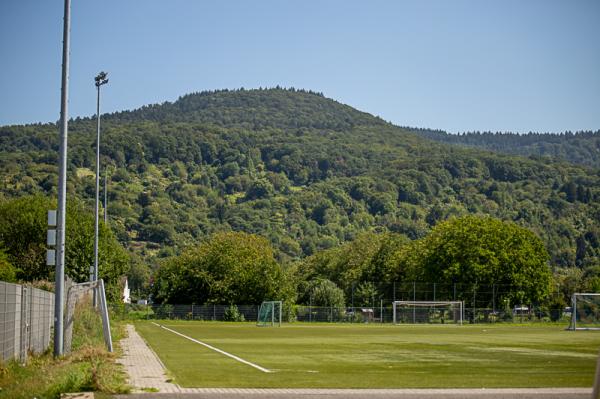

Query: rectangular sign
left=48, top=210, right=57, bottom=226
left=46, top=249, right=56, bottom=266
left=47, top=229, right=56, bottom=246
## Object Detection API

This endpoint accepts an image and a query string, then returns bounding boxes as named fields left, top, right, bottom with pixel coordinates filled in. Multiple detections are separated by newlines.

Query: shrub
left=223, top=304, right=245, bottom=322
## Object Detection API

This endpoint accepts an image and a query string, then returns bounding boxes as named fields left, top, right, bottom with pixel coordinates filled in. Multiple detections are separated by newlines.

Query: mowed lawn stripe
left=135, top=321, right=600, bottom=388
left=151, top=322, right=271, bottom=373
left=135, top=322, right=269, bottom=387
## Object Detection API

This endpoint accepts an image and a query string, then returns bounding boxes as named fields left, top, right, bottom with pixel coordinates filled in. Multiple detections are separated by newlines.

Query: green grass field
left=135, top=321, right=600, bottom=388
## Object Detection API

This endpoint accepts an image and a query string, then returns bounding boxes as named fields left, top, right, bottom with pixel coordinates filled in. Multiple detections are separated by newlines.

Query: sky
left=1, top=0, right=599, bottom=133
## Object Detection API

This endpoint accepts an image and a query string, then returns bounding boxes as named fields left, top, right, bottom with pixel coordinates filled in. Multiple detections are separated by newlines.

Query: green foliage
left=152, top=231, right=294, bottom=305
left=417, top=129, right=600, bottom=169
left=0, top=195, right=130, bottom=299
left=354, top=282, right=379, bottom=307
left=126, top=254, right=152, bottom=299
left=300, top=279, right=345, bottom=308
left=407, top=216, right=552, bottom=305
left=154, top=303, right=174, bottom=319
left=295, top=231, right=410, bottom=300
left=1, top=88, right=599, bottom=287
left=223, top=304, right=245, bottom=322
left=0, top=248, right=17, bottom=282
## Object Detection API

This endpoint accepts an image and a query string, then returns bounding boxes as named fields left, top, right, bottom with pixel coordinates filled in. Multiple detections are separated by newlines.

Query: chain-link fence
left=0, top=281, right=54, bottom=363
left=123, top=281, right=569, bottom=324
left=345, top=282, right=552, bottom=311
left=137, top=304, right=261, bottom=321
left=126, top=302, right=569, bottom=324
left=293, top=305, right=567, bottom=324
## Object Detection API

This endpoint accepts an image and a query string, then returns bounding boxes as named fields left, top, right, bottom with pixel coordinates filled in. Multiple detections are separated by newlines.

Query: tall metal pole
left=104, top=169, right=108, bottom=223
left=93, top=83, right=100, bottom=280
left=92, top=72, right=108, bottom=307
left=54, top=0, right=71, bottom=357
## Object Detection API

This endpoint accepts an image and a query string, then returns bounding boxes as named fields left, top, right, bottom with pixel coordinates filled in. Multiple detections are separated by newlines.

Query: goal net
left=257, top=301, right=282, bottom=327
left=393, top=301, right=463, bottom=325
left=569, top=293, right=600, bottom=331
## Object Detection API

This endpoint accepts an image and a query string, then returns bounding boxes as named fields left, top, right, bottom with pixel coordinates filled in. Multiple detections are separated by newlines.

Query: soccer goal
left=63, top=279, right=113, bottom=353
left=257, top=301, right=282, bottom=327
left=569, top=293, right=600, bottom=331
left=393, top=301, right=464, bottom=325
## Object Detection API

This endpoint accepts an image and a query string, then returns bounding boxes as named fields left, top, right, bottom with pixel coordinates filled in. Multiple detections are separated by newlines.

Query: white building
left=123, top=278, right=131, bottom=304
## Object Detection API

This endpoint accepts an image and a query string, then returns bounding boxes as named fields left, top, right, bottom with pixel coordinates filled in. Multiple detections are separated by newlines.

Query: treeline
left=0, top=88, right=599, bottom=288
left=1, top=195, right=597, bottom=312
left=150, top=216, right=599, bottom=314
left=414, top=129, right=600, bottom=169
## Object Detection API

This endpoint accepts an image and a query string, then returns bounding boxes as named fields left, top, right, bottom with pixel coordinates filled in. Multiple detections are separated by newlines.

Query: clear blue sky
left=1, top=0, right=599, bottom=133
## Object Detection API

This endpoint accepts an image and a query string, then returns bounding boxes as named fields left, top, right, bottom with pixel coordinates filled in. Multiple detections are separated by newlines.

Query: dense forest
left=414, top=129, right=600, bottom=169
left=1, top=88, right=599, bottom=296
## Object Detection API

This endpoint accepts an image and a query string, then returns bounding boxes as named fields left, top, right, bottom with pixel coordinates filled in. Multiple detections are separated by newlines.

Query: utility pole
left=55, top=0, right=71, bottom=357
left=92, top=71, right=108, bottom=307
left=104, top=169, right=108, bottom=223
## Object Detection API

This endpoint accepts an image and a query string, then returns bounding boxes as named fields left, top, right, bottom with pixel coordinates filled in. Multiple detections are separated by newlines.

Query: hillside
left=1, top=88, right=598, bottom=274
left=413, top=129, right=600, bottom=168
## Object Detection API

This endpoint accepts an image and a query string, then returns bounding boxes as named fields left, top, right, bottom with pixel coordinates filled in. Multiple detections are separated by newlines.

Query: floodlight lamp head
left=95, top=71, right=109, bottom=87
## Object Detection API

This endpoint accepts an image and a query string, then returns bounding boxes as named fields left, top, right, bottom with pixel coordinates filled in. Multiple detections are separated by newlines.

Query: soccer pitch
left=134, top=321, right=600, bottom=388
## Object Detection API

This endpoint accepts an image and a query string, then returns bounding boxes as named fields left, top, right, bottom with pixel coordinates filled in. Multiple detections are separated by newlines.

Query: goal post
left=569, top=293, right=600, bottom=331
left=63, top=279, right=113, bottom=353
left=257, top=301, right=282, bottom=327
left=393, top=301, right=464, bottom=325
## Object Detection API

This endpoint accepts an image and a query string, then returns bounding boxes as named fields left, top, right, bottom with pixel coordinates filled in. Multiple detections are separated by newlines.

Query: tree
left=0, top=195, right=130, bottom=299
left=127, top=255, right=152, bottom=298
left=298, top=278, right=345, bottom=308
left=0, top=248, right=17, bottom=282
left=293, top=231, right=410, bottom=299
left=355, top=281, right=378, bottom=307
left=407, top=216, right=552, bottom=305
left=152, top=231, right=294, bottom=304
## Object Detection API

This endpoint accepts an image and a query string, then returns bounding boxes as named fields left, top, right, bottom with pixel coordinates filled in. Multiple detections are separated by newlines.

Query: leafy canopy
left=408, top=216, right=552, bottom=304
left=0, top=195, right=130, bottom=299
left=152, top=231, right=294, bottom=304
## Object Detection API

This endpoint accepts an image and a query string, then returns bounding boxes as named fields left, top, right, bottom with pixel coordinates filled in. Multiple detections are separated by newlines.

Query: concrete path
left=116, top=324, right=592, bottom=398
left=117, top=324, right=181, bottom=393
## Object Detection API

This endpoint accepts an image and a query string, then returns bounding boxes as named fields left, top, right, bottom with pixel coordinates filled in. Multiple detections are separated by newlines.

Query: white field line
left=151, top=322, right=272, bottom=373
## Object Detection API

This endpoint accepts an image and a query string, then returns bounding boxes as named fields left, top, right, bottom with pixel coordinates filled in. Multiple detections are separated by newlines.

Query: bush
left=223, top=304, right=245, bottom=322
left=0, top=249, right=17, bottom=282
left=154, top=304, right=174, bottom=319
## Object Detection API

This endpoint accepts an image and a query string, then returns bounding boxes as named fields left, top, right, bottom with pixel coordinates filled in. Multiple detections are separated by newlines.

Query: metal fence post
left=593, top=349, right=600, bottom=399
left=472, top=286, right=477, bottom=323
left=491, top=284, right=495, bottom=314
left=413, top=281, right=416, bottom=323
left=19, top=286, right=28, bottom=364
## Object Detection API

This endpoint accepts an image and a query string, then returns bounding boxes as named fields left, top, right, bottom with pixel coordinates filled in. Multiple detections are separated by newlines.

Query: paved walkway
left=117, top=324, right=592, bottom=398
left=118, top=324, right=181, bottom=393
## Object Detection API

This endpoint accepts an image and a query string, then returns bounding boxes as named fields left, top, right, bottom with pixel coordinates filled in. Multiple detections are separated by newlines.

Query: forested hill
left=104, top=88, right=389, bottom=131
left=1, top=88, right=599, bottom=272
left=413, top=129, right=600, bottom=169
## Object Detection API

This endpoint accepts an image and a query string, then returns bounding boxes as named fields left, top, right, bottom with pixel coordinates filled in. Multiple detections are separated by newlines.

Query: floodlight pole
left=92, top=71, right=108, bottom=307
left=54, top=0, right=71, bottom=357
left=104, top=169, right=108, bottom=223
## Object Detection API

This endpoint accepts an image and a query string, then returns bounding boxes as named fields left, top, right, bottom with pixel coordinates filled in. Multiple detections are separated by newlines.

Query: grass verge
left=0, top=297, right=129, bottom=398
